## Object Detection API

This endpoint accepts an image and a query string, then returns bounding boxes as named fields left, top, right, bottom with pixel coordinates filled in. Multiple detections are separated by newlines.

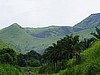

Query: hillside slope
left=0, top=23, right=63, bottom=53
left=0, top=40, right=10, bottom=49
left=25, top=26, right=73, bottom=38
left=0, top=23, right=41, bottom=53
left=0, top=13, right=100, bottom=53
left=53, top=41, right=100, bottom=75
left=74, top=13, right=100, bottom=30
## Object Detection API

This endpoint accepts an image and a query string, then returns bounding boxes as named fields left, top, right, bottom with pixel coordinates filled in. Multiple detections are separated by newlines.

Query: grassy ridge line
left=0, top=24, right=64, bottom=53
left=53, top=41, right=100, bottom=75
left=0, top=24, right=41, bottom=53
left=0, top=23, right=100, bottom=54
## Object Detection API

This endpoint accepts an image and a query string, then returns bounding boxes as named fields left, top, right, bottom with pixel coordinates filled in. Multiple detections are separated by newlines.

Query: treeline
left=38, top=27, right=100, bottom=74
left=17, top=50, right=42, bottom=67
left=0, top=48, right=17, bottom=65
left=0, top=48, right=42, bottom=67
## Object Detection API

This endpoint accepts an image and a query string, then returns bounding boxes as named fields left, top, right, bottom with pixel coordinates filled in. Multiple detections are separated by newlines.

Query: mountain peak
left=10, top=23, right=21, bottom=27
left=74, top=13, right=100, bottom=29
left=0, top=23, right=24, bottom=33
left=90, top=13, right=100, bottom=16
left=8, top=23, right=24, bottom=30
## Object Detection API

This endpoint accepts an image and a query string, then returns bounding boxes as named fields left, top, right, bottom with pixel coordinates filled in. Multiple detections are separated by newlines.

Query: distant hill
left=0, top=23, right=62, bottom=53
left=74, top=13, right=100, bottom=30
left=25, top=26, right=73, bottom=38
left=0, top=23, right=42, bottom=53
left=0, top=13, right=100, bottom=53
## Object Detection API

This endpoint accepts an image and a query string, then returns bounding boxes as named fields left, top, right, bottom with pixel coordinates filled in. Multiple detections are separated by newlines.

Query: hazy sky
left=0, top=0, right=100, bottom=29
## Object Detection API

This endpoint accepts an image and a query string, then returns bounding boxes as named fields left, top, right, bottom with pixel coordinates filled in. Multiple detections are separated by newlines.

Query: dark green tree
left=43, top=34, right=81, bottom=64
left=80, top=38, right=95, bottom=50
left=17, top=50, right=42, bottom=67
left=17, top=54, right=27, bottom=67
left=91, top=27, right=100, bottom=39
left=0, top=48, right=17, bottom=65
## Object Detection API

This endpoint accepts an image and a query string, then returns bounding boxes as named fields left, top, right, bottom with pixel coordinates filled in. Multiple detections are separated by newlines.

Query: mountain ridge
left=74, top=13, right=100, bottom=29
left=0, top=13, right=100, bottom=53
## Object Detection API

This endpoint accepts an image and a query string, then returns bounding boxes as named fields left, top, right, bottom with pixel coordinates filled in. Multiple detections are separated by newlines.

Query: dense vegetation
left=0, top=64, right=24, bottom=75
left=17, top=50, right=42, bottom=67
left=38, top=27, right=99, bottom=74
left=0, top=47, right=42, bottom=75
left=53, top=41, right=100, bottom=75
left=0, top=13, right=100, bottom=75
left=0, top=27, right=100, bottom=75
left=0, top=47, right=24, bottom=75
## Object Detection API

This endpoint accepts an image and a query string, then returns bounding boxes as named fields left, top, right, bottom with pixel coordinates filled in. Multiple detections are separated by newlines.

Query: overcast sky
left=0, top=0, right=100, bottom=29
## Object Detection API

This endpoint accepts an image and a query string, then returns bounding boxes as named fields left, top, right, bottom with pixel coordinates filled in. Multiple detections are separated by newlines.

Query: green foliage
left=0, top=64, right=24, bottom=75
left=21, top=67, right=40, bottom=74
left=40, top=34, right=95, bottom=74
left=26, top=50, right=42, bottom=60
left=43, top=34, right=81, bottom=64
left=0, top=53, right=13, bottom=64
left=53, top=41, right=100, bottom=75
left=0, top=48, right=17, bottom=65
left=17, top=50, right=41, bottom=67
left=80, top=38, right=96, bottom=50
left=17, top=54, right=27, bottom=67
left=39, top=59, right=68, bottom=74
left=91, top=27, right=100, bottom=39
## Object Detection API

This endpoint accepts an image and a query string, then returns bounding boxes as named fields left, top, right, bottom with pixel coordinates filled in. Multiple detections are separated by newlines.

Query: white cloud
left=0, top=0, right=100, bottom=29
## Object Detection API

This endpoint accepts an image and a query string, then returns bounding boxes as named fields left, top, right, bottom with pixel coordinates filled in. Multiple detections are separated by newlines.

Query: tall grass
left=0, top=64, right=24, bottom=75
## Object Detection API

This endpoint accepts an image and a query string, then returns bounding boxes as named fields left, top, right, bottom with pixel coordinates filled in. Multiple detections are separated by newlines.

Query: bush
left=0, top=64, right=24, bottom=75
left=39, top=59, right=68, bottom=74
left=0, top=48, right=17, bottom=65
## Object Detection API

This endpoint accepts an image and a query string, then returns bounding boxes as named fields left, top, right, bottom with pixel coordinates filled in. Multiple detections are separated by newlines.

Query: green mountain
left=74, top=13, right=100, bottom=30
left=25, top=26, right=73, bottom=38
left=0, top=23, right=63, bottom=53
left=0, top=13, right=100, bottom=53
left=0, top=23, right=40, bottom=53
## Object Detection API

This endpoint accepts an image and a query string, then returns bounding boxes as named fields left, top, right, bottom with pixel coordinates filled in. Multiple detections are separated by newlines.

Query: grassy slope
left=0, top=24, right=64, bottom=53
left=25, top=26, right=73, bottom=37
left=73, top=26, right=100, bottom=40
left=0, top=40, right=20, bottom=54
left=0, top=23, right=99, bottom=54
left=0, top=64, right=24, bottom=75
left=53, top=41, right=100, bottom=75
left=0, top=40, right=9, bottom=49
left=73, top=28, right=95, bottom=40
left=0, top=23, right=42, bottom=53
left=74, top=13, right=100, bottom=29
